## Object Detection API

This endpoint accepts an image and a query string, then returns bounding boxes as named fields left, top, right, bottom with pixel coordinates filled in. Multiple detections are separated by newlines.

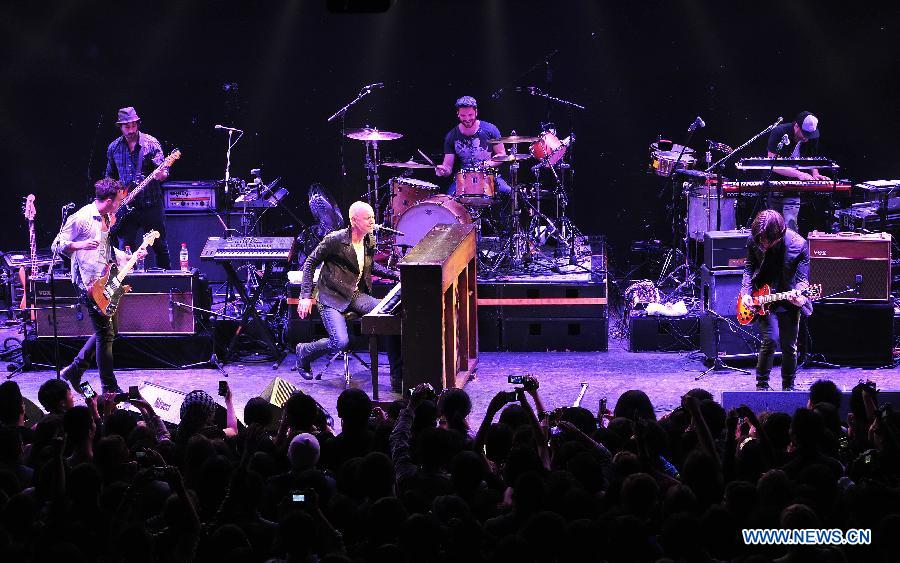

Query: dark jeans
left=73, top=295, right=119, bottom=391
left=756, top=307, right=800, bottom=384
left=116, top=203, right=171, bottom=269
left=304, top=292, right=402, bottom=384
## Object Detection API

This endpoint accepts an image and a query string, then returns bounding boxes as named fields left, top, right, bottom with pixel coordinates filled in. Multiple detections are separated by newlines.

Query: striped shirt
left=51, top=202, right=126, bottom=292
left=105, top=132, right=165, bottom=207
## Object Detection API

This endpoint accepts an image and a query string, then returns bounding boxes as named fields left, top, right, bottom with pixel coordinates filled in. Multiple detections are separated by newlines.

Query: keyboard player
left=294, top=201, right=403, bottom=392
left=763, top=111, right=830, bottom=232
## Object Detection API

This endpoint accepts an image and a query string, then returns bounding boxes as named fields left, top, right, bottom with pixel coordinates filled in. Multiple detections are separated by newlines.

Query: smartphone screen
left=291, top=493, right=305, bottom=503
left=80, top=381, right=96, bottom=399
left=508, top=375, right=525, bottom=385
left=128, top=385, right=139, bottom=400
left=218, top=380, right=228, bottom=397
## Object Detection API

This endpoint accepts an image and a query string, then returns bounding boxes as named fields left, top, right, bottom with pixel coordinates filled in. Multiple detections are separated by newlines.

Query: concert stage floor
left=8, top=334, right=899, bottom=429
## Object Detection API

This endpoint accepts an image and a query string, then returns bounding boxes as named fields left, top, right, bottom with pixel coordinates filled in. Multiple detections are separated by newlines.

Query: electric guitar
left=113, top=148, right=181, bottom=224
left=736, top=283, right=822, bottom=325
left=88, top=230, right=159, bottom=316
left=18, top=194, right=36, bottom=318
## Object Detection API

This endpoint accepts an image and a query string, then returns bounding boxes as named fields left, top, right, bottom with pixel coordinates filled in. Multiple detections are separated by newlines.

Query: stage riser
left=477, top=281, right=608, bottom=352
left=23, top=335, right=213, bottom=369
left=723, top=391, right=900, bottom=420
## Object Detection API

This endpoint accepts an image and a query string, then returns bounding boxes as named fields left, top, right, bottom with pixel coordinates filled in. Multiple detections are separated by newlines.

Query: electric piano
left=720, top=180, right=851, bottom=195
left=362, top=223, right=478, bottom=399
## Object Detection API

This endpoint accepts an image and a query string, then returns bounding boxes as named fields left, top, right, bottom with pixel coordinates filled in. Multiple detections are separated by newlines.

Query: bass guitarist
left=740, top=209, right=811, bottom=391
left=105, top=106, right=171, bottom=269
left=51, top=178, right=146, bottom=395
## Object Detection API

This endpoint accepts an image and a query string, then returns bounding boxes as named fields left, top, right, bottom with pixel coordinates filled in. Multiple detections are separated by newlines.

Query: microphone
left=361, top=82, right=384, bottom=90
left=688, top=116, right=706, bottom=132
left=62, top=202, right=76, bottom=210
left=214, top=124, right=243, bottom=132
left=772, top=116, right=784, bottom=127
left=777, top=134, right=790, bottom=151
left=516, top=86, right=542, bottom=95
left=374, top=224, right=405, bottom=237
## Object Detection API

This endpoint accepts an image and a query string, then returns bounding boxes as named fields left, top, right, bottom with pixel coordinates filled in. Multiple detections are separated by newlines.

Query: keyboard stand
left=220, top=261, right=286, bottom=366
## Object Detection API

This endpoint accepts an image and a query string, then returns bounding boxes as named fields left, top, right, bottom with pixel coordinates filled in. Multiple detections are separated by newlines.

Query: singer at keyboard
left=294, top=201, right=403, bottom=392
left=763, top=111, right=830, bottom=232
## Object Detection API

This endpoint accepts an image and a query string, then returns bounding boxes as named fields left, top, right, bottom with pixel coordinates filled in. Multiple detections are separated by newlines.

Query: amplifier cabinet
left=704, top=230, right=750, bottom=270
left=34, top=271, right=207, bottom=336
left=701, top=266, right=743, bottom=316
left=808, top=231, right=891, bottom=301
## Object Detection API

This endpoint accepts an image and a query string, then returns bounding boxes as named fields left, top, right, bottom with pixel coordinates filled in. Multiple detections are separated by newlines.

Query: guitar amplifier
left=808, top=231, right=892, bottom=301
left=161, top=180, right=220, bottom=211
left=33, top=271, right=209, bottom=336
left=704, top=230, right=750, bottom=270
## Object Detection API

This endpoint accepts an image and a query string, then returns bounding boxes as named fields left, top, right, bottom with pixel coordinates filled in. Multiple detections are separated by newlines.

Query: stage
left=7, top=327, right=898, bottom=430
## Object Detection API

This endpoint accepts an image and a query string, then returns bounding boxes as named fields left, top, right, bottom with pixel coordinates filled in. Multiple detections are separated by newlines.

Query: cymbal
left=488, top=135, right=540, bottom=144
left=491, top=153, right=532, bottom=162
left=381, top=160, right=433, bottom=169
left=344, top=128, right=403, bottom=141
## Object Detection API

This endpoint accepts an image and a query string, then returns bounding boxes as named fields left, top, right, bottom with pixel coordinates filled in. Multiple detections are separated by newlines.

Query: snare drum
left=529, top=131, right=569, bottom=165
left=455, top=168, right=496, bottom=207
left=390, top=177, right=440, bottom=227
left=394, top=195, right=472, bottom=248
left=687, top=188, right=736, bottom=240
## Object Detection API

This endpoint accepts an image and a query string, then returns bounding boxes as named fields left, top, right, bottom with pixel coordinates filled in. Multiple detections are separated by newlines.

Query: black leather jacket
left=741, top=229, right=812, bottom=316
left=301, top=227, right=398, bottom=312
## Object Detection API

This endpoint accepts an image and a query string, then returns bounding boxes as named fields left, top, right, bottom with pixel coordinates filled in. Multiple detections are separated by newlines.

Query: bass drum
left=394, top=195, right=472, bottom=249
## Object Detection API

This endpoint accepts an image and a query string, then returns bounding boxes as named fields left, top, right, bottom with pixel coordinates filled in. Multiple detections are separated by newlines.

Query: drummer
left=434, top=95, right=512, bottom=196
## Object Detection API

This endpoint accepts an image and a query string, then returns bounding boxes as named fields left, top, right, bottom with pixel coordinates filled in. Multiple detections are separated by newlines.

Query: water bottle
left=179, top=242, right=189, bottom=272
left=136, top=251, right=145, bottom=272
left=124, top=245, right=133, bottom=263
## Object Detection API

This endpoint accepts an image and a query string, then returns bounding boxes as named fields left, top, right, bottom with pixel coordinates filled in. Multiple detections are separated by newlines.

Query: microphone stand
left=49, top=204, right=74, bottom=379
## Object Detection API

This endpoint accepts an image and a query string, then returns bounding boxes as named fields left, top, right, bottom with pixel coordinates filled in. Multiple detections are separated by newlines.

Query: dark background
left=2, top=0, right=898, bottom=271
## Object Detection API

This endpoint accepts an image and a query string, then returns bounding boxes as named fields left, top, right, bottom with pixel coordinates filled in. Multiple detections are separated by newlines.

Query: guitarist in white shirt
left=739, top=210, right=811, bottom=391
left=51, top=178, right=146, bottom=395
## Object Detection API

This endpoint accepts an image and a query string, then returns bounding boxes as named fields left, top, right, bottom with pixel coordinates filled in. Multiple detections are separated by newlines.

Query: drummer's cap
left=455, top=96, right=477, bottom=109
left=794, top=111, right=819, bottom=140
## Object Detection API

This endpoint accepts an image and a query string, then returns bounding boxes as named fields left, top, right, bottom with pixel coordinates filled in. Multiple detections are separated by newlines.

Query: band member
left=53, top=178, right=146, bottom=394
left=295, top=201, right=403, bottom=393
left=435, top=95, right=512, bottom=196
left=764, top=111, right=830, bottom=232
left=105, top=106, right=172, bottom=269
left=740, top=210, right=811, bottom=391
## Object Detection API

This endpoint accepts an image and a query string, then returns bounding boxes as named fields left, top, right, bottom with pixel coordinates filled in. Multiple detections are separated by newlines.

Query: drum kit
left=342, top=125, right=580, bottom=275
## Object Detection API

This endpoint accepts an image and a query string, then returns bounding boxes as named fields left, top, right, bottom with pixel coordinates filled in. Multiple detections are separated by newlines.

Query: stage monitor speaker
left=258, top=376, right=299, bottom=429
left=808, top=231, right=891, bottom=301
left=806, top=301, right=894, bottom=366
left=136, top=381, right=235, bottom=428
left=723, top=390, right=900, bottom=421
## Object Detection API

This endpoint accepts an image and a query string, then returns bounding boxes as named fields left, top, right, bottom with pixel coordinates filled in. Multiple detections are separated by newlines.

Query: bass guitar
left=88, top=230, right=159, bottom=316
left=736, top=284, right=822, bottom=325
left=113, top=148, right=181, bottom=225
left=18, top=194, right=36, bottom=319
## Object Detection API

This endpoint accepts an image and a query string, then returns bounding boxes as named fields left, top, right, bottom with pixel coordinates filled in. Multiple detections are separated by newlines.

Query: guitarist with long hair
left=740, top=209, right=812, bottom=391
left=51, top=178, right=146, bottom=394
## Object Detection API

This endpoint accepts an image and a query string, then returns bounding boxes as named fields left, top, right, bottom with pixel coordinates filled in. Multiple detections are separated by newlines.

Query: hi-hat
left=345, top=128, right=403, bottom=141
left=491, top=153, right=532, bottom=162
left=488, top=135, right=540, bottom=144
left=381, top=160, right=433, bottom=169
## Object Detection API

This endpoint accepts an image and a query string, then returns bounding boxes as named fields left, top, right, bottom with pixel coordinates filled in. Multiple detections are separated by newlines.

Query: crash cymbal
left=488, top=135, right=540, bottom=144
left=344, top=128, right=403, bottom=141
left=381, top=160, right=433, bottom=169
left=491, top=153, right=532, bottom=162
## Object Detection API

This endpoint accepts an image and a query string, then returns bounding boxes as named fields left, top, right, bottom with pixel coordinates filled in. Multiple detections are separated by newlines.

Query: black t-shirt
left=766, top=123, right=819, bottom=158
left=442, top=120, right=502, bottom=170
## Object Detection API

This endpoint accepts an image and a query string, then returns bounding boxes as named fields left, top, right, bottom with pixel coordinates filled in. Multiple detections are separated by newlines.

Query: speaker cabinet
left=701, top=266, right=743, bottom=316
left=808, top=231, right=891, bottom=301
left=806, top=302, right=894, bottom=366
left=33, top=272, right=206, bottom=336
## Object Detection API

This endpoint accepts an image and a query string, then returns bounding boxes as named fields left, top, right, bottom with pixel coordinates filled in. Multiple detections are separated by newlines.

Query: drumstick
left=417, top=149, right=436, bottom=166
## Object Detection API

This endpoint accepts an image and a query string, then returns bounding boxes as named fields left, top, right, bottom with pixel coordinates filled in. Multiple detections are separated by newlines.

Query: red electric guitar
left=736, top=283, right=821, bottom=325
left=18, top=194, right=37, bottom=319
